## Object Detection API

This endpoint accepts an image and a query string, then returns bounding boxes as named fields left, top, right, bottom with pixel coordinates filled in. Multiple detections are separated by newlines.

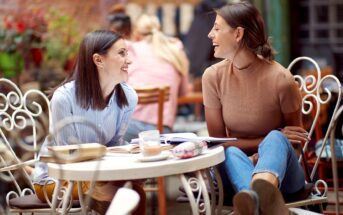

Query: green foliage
left=0, top=9, right=46, bottom=78
left=0, top=52, right=24, bottom=78
left=43, top=8, right=81, bottom=67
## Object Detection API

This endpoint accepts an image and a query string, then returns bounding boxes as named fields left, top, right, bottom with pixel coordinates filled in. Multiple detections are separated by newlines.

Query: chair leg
left=157, top=177, right=167, bottom=215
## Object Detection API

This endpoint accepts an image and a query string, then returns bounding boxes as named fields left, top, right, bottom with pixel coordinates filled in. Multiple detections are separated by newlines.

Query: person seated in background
left=107, top=3, right=132, bottom=40
left=124, top=14, right=191, bottom=142
left=202, top=2, right=309, bottom=214
left=32, top=30, right=145, bottom=215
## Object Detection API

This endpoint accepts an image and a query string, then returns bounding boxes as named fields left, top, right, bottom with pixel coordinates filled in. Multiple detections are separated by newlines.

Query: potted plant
left=38, top=8, right=81, bottom=92
left=0, top=9, right=46, bottom=80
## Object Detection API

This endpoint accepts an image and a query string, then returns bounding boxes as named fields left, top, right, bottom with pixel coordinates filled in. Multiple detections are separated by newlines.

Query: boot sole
left=252, top=179, right=290, bottom=215
left=233, top=191, right=257, bottom=215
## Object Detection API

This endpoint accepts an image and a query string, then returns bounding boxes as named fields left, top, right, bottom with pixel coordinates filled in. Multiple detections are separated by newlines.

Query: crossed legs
left=223, top=130, right=305, bottom=194
left=222, top=130, right=305, bottom=214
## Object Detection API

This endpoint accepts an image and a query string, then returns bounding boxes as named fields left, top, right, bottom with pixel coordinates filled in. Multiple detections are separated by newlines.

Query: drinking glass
left=138, top=130, right=161, bottom=157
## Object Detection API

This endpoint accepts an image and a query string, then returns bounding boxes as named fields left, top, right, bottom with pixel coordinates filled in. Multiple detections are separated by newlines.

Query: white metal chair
left=105, top=181, right=140, bottom=215
left=0, top=78, right=81, bottom=214
left=284, top=57, right=342, bottom=212
left=329, top=105, right=343, bottom=215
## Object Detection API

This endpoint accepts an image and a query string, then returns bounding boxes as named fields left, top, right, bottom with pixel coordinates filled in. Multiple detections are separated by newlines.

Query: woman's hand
left=280, top=126, right=310, bottom=145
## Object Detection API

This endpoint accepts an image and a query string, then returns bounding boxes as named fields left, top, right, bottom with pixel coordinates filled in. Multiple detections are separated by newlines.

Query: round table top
left=48, top=146, right=225, bottom=181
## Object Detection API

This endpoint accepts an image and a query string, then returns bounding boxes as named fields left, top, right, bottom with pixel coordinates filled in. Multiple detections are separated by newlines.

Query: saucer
left=137, top=151, right=171, bottom=162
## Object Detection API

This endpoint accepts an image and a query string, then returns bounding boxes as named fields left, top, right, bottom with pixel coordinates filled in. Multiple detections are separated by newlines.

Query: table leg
left=77, top=181, right=88, bottom=214
left=197, top=170, right=211, bottom=214
left=179, top=170, right=211, bottom=215
left=61, top=180, right=74, bottom=215
left=213, top=166, right=224, bottom=215
left=51, top=180, right=61, bottom=214
left=205, top=169, right=215, bottom=215
left=204, top=167, right=224, bottom=215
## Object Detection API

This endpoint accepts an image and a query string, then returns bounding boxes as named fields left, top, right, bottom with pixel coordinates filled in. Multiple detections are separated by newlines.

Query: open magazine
left=107, top=143, right=173, bottom=154
left=130, top=132, right=237, bottom=145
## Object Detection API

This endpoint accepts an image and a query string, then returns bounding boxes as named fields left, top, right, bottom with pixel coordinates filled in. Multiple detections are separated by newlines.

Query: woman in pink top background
left=124, top=14, right=190, bottom=141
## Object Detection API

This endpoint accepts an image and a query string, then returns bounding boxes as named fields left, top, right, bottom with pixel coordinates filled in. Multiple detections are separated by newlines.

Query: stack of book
left=40, top=143, right=106, bottom=164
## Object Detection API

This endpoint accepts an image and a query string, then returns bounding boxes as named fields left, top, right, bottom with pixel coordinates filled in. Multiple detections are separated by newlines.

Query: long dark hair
left=52, top=30, right=128, bottom=110
left=217, top=1, right=275, bottom=61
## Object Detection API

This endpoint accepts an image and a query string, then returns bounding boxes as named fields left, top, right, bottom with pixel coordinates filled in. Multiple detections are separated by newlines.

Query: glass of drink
left=138, top=130, right=161, bottom=157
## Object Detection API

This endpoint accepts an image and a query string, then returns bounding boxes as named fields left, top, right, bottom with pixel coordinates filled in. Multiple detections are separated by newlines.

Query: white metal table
left=48, top=146, right=225, bottom=215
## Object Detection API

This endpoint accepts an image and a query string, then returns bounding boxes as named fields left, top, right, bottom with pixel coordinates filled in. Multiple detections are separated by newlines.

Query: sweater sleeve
left=202, top=66, right=222, bottom=109
left=277, top=70, right=302, bottom=114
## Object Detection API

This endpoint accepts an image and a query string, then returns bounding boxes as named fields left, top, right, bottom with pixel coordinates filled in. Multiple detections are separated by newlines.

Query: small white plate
left=137, top=151, right=171, bottom=162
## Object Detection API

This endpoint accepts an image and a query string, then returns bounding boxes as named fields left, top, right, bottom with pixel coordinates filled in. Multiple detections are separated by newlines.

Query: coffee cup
left=138, top=130, right=161, bottom=157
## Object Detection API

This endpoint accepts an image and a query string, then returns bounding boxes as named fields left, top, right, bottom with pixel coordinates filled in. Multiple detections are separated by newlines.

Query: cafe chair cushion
left=282, top=182, right=314, bottom=203
left=9, top=194, right=80, bottom=209
left=9, top=195, right=50, bottom=209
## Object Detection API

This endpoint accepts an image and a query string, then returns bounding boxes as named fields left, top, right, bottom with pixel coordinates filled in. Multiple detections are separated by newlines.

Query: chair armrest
left=0, top=159, right=37, bottom=172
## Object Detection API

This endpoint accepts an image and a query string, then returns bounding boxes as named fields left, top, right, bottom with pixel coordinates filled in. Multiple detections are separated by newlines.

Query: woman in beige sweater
left=202, top=2, right=309, bottom=214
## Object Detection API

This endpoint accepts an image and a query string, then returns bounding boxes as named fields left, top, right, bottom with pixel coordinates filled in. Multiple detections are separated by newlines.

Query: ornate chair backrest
left=0, top=78, right=51, bottom=158
left=287, top=57, right=342, bottom=200
left=0, top=78, right=51, bottom=212
left=0, top=79, right=105, bottom=214
left=134, top=86, right=170, bottom=133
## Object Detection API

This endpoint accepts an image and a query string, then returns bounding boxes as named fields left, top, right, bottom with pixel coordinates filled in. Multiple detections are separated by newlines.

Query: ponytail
left=258, top=37, right=275, bottom=61
left=217, top=2, right=276, bottom=62
left=151, top=29, right=189, bottom=76
left=135, top=14, right=188, bottom=76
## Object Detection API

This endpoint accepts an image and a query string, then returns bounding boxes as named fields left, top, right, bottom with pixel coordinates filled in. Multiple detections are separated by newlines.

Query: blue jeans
left=124, top=119, right=172, bottom=142
left=221, top=130, right=305, bottom=194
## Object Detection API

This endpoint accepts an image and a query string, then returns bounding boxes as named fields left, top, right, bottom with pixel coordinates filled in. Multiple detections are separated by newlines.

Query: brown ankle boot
left=251, top=179, right=293, bottom=215
left=233, top=190, right=259, bottom=215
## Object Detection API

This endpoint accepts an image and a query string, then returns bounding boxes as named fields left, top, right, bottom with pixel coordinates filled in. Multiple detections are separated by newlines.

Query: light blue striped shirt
left=32, top=81, right=137, bottom=184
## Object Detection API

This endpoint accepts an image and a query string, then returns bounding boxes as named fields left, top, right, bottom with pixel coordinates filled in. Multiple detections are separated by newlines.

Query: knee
left=261, top=130, right=290, bottom=149
left=268, top=130, right=284, bottom=138
left=34, top=184, right=54, bottom=202
left=225, top=146, right=244, bottom=163
left=225, top=146, right=242, bottom=157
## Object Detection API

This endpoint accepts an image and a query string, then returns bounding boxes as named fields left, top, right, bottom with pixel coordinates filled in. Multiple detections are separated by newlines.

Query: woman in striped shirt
left=32, top=30, right=145, bottom=215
